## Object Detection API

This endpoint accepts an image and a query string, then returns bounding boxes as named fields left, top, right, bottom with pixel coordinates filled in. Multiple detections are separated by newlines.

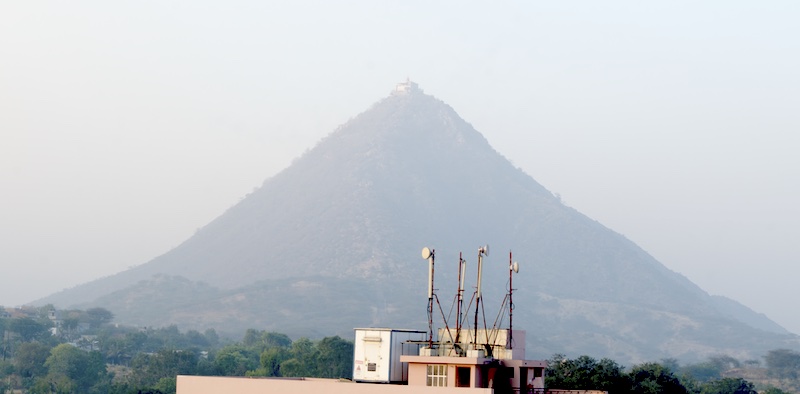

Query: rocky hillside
left=38, top=82, right=799, bottom=363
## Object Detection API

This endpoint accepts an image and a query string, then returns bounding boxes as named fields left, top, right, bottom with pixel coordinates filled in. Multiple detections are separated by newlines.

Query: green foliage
left=9, top=317, right=50, bottom=342
left=203, top=328, right=220, bottom=348
left=130, top=349, right=198, bottom=388
left=280, top=358, right=306, bottom=377
left=249, top=347, right=289, bottom=377
left=44, top=344, right=110, bottom=393
left=240, top=329, right=292, bottom=353
left=184, top=329, right=209, bottom=348
left=545, top=354, right=629, bottom=392
left=14, top=342, right=50, bottom=378
left=212, top=345, right=258, bottom=376
left=315, top=335, right=353, bottom=378
left=244, top=334, right=353, bottom=379
left=155, top=376, right=177, bottom=394
left=85, top=307, right=115, bottom=328
left=242, top=328, right=260, bottom=347
left=545, top=355, right=765, bottom=394
left=246, top=332, right=294, bottom=378
left=3, top=309, right=790, bottom=394
left=261, top=331, right=292, bottom=349
left=0, top=359, right=14, bottom=389
left=699, top=377, right=757, bottom=394
left=629, top=362, right=689, bottom=394
left=281, top=338, right=318, bottom=377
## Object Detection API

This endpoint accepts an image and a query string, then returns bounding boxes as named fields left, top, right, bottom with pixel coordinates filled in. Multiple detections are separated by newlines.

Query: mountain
left=38, top=81, right=798, bottom=363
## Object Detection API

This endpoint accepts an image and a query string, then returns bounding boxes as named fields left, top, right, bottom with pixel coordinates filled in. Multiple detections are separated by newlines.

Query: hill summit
left=40, top=81, right=797, bottom=362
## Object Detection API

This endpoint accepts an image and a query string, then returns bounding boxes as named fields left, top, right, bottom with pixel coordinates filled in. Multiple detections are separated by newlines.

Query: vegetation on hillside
left=1, top=305, right=799, bottom=393
left=546, top=353, right=798, bottom=393
left=0, top=305, right=352, bottom=393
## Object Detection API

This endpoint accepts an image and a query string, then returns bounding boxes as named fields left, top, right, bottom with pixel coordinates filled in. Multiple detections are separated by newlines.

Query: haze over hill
left=38, top=82, right=798, bottom=363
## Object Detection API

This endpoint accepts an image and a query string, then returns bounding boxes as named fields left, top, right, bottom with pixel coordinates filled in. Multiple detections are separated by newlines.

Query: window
left=427, top=364, right=448, bottom=387
left=456, top=367, right=471, bottom=387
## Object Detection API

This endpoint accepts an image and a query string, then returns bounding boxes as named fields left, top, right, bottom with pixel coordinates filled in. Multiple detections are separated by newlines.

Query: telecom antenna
left=456, top=253, right=467, bottom=344
left=473, top=244, right=489, bottom=346
left=421, top=247, right=435, bottom=347
left=508, top=251, right=519, bottom=348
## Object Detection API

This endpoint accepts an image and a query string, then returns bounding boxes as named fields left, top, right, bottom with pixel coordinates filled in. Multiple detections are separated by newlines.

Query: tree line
left=0, top=306, right=353, bottom=393
left=2, top=305, right=800, bottom=393
left=546, top=353, right=799, bottom=394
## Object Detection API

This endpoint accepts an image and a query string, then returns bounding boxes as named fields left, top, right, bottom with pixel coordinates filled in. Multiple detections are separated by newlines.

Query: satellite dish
left=511, top=261, right=519, bottom=273
left=421, top=247, right=432, bottom=259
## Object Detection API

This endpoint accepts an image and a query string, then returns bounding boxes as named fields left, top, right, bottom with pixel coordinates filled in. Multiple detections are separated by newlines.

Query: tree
left=185, top=330, right=209, bottom=348
left=124, top=331, right=148, bottom=354
left=44, top=344, right=110, bottom=393
left=709, top=354, right=741, bottom=371
left=261, top=331, right=292, bottom=349
left=699, top=377, right=757, bottom=394
left=280, top=358, right=306, bottom=378
left=314, top=336, right=353, bottom=378
left=628, top=362, right=689, bottom=394
left=9, top=317, right=50, bottom=342
left=85, top=308, right=114, bottom=329
left=0, top=359, right=13, bottom=392
left=154, top=376, right=177, bottom=393
left=14, top=342, right=51, bottom=378
left=545, top=354, right=629, bottom=392
left=130, top=349, right=198, bottom=387
left=249, top=347, right=288, bottom=377
left=212, top=346, right=257, bottom=376
left=60, top=317, right=80, bottom=340
left=765, top=348, right=800, bottom=380
left=100, top=335, right=131, bottom=366
left=203, top=328, right=219, bottom=348
left=242, top=329, right=260, bottom=347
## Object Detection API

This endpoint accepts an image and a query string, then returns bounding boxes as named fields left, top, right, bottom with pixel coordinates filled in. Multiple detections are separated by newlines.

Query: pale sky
left=1, top=2, right=798, bottom=334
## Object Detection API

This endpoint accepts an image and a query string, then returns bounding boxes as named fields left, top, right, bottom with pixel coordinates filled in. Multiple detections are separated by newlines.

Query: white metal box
left=352, top=328, right=426, bottom=383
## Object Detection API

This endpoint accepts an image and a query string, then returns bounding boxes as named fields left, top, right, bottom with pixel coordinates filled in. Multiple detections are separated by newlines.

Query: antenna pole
left=474, top=245, right=488, bottom=347
left=428, top=250, right=435, bottom=348
left=509, top=251, right=513, bottom=349
left=456, top=252, right=465, bottom=342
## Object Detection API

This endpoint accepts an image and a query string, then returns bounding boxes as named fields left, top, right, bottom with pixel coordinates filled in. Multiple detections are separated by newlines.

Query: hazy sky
left=2, top=2, right=798, bottom=334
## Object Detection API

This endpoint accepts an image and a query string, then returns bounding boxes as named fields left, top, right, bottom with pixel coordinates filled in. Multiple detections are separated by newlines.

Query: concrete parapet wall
left=177, top=376, right=494, bottom=394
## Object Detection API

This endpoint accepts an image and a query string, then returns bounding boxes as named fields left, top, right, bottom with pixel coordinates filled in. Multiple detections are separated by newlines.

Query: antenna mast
left=508, top=251, right=517, bottom=348
left=473, top=245, right=489, bottom=347
left=456, top=252, right=466, bottom=343
left=421, top=247, right=435, bottom=348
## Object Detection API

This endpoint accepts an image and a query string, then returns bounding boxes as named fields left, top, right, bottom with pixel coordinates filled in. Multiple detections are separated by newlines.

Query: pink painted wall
left=177, top=375, right=495, bottom=394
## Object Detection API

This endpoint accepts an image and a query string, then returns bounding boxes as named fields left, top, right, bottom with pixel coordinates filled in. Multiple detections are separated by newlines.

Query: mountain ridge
left=36, top=82, right=798, bottom=363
